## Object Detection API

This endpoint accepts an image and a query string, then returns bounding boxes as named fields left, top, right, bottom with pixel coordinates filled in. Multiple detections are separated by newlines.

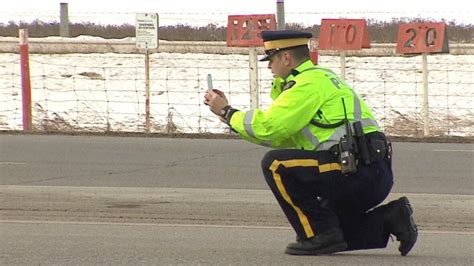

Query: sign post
left=396, top=22, right=449, bottom=136
left=136, top=13, right=158, bottom=132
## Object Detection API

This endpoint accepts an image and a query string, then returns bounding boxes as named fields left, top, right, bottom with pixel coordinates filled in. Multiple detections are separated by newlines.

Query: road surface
left=1, top=134, right=473, bottom=265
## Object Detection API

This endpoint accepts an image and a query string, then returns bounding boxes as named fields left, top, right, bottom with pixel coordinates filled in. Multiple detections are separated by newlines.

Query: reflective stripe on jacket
left=229, top=60, right=379, bottom=150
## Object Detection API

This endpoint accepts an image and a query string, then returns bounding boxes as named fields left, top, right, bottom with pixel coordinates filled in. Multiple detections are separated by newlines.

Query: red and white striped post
left=309, top=37, right=319, bottom=65
left=19, top=29, right=32, bottom=132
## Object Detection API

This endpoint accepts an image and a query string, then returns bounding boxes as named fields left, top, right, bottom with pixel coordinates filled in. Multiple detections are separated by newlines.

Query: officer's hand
left=204, top=89, right=229, bottom=116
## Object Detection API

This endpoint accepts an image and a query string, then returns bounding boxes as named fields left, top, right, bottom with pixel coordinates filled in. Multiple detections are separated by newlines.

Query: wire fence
left=0, top=52, right=473, bottom=137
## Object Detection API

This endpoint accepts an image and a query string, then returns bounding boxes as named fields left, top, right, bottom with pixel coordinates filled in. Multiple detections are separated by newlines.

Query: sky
left=0, top=0, right=472, bottom=26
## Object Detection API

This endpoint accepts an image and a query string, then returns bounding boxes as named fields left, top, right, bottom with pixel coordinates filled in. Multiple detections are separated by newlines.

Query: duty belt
left=329, top=132, right=391, bottom=164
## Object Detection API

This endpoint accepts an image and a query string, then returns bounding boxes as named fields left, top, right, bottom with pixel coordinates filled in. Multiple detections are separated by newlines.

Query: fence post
left=276, top=0, right=285, bottom=30
left=309, top=38, right=319, bottom=65
left=145, top=49, right=151, bottom=132
left=19, top=29, right=32, bottom=132
left=422, top=53, right=429, bottom=136
left=60, top=3, right=70, bottom=37
left=249, top=47, right=259, bottom=109
left=340, top=52, right=346, bottom=80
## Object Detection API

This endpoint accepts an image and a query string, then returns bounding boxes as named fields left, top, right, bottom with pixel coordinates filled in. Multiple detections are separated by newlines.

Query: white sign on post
left=135, top=13, right=158, bottom=49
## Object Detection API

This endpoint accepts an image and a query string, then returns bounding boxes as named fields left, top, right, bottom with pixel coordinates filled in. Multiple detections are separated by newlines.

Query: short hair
left=288, top=46, right=310, bottom=63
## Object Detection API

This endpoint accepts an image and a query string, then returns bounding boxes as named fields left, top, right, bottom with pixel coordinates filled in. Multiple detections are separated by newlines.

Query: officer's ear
left=282, top=51, right=292, bottom=66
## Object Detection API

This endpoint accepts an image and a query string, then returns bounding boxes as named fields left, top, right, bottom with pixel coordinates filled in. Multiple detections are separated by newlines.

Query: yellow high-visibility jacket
left=229, top=60, right=379, bottom=150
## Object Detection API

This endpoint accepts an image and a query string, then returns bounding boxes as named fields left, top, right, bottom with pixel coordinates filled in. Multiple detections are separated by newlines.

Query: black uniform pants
left=261, top=147, right=394, bottom=250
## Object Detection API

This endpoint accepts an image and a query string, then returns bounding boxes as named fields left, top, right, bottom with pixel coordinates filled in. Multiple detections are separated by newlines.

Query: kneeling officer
left=204, top=30, right=418, bottom=256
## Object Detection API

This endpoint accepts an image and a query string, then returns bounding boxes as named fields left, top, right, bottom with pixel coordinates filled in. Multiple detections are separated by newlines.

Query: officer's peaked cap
left=260, top=30, right=312, bottom=61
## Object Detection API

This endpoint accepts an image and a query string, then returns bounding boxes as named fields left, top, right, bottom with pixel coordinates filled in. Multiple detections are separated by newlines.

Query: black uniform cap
left=260, top=30, right=312, bottom=61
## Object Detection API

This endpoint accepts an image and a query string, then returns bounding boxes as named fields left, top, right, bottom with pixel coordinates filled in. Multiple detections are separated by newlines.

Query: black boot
left=384, top=197, right=418, bottom=256
left=285, top=228, right=348, bottom=255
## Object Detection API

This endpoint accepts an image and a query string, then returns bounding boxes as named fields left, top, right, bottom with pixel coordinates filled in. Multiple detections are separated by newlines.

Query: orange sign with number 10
left=318, top=19, right=371, bottom=50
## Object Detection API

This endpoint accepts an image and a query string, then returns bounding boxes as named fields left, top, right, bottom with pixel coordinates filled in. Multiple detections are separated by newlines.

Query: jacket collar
left=286, top=60, right=314, bottom=81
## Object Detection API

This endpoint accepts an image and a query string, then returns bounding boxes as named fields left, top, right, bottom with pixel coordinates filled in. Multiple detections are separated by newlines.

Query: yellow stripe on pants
left=269, top=159, right=341, bottom=238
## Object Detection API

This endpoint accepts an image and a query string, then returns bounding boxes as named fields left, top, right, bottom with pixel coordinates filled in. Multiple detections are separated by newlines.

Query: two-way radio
left=353, top=121, right=371, bottom=165
left=338, top=98, right=357, bottom=174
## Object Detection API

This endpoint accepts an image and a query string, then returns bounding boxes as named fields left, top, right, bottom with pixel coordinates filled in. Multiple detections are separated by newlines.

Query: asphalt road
left=0, top=134, right=473, bottom=265
left=0, top=134, right=473, bottom=194
left=2, top=222, right=473, bottom=265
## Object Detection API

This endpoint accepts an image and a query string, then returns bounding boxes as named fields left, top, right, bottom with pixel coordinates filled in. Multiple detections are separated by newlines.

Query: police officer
left=204, top=30, right=418, bottom=256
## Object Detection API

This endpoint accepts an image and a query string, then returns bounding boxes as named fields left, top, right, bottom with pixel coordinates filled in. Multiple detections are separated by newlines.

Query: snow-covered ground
left=0, top=47, right=473, bottom=137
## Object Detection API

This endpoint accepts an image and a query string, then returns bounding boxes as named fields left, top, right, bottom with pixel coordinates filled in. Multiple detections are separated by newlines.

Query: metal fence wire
left=0, top=52, right=473, bottom=137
